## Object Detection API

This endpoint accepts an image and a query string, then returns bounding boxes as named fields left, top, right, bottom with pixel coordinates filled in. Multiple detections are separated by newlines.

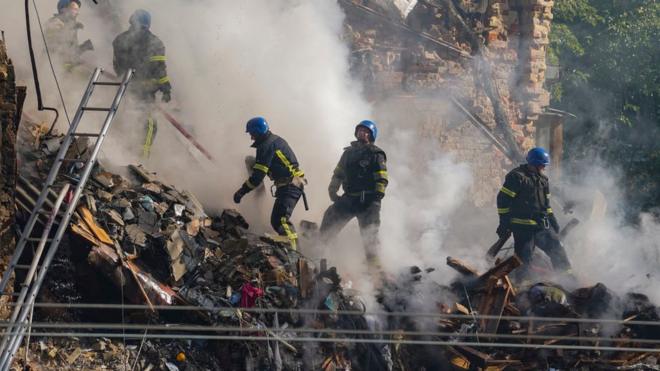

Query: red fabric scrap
left=240, top=282, right=264, bottom=308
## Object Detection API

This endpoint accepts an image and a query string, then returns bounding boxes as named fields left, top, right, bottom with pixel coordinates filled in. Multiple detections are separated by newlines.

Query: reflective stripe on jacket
left=329, top=141, right=388, bottom=197
left=497, top=164, right=552, bottom=227
left=242, top=132, right=303, bottom=191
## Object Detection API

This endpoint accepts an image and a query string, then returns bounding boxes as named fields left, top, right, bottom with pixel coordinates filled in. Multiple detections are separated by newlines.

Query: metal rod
left=81, top=107, right=111, bottom=111
left=93, top=81, right=121, bottom=86
left=0, top=331, right=657, bottom=354
left=1, top=302, right=659, bottom=327
left=0, top=321, right=655, bottom=346
left=450, top=96, right=514, bottom=159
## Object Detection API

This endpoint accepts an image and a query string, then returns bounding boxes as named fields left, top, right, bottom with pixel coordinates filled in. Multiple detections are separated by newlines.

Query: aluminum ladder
left=0, top=68, right=134, bottom=370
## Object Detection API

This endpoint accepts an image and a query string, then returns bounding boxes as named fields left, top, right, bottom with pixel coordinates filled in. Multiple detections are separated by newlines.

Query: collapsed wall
left=0, top=38, right=26, bottom=319
left=342, top=0, right=556, bottom=206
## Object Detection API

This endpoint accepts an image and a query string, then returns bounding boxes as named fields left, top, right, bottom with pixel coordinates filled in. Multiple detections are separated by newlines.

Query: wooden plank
left=88, top=244, right=178, bottom=306
left=474, top=255, right=522, bottom=291
left=298, top=258, right=313, bottom=299
left=78, top=206, right=114, bottom=245
left=70, top=222, right=101, bottom=246
left=453, top=345, right=491, bottom=368
left=504, top=302, right=521, bottom=316
left=128, top=164, right=158, bottom=183
left=504, top=275, right=517, bottom=297
left=455, top=302, right=470, bottom=315
left=484, top=287, right=511, bottom=335
left=477, top=276, right=498, bottom=330
left=446, top=256, right=479, bottom=277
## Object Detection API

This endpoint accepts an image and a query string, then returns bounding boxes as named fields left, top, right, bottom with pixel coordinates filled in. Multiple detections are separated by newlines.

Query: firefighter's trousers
left=271, top=184, right=302, bottom=250
left=513, top=227, right=571, bottom=278
left=320, top=194, right=381, bottom=269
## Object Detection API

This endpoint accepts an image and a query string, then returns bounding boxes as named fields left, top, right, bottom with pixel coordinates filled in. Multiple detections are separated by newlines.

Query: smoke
left=558, top=163, right=660, bottom=303
left=3, top=0, right=658, bottom=312
left=3, top=0, right=370, bottom=228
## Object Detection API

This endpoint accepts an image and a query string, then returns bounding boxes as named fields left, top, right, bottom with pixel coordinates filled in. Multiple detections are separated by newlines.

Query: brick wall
left=343, top=0, right=555, bottom=206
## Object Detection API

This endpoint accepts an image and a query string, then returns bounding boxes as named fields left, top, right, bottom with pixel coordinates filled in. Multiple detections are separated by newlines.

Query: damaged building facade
left=342, top=0, right=561, bottom=205
left=0, top=1, right=658, bottom=370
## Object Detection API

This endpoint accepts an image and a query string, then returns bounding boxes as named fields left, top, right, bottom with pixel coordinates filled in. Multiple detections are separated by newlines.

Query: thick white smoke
left=2, top=0, right=370, bottom=230
left=560, top=165, right=660, bottom=303
left=2, top=0, right=659, bottom=311
left=105, top=0, right=371, bottom=224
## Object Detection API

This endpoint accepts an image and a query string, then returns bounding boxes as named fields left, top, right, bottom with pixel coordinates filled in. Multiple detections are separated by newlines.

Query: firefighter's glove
left=75, top=22, right=84, bottom=30
left=162, top=90, right=172, bottom=103
left=549, top=214, right=560, bottom=234
left=374, top=192, right=384, bottom=201
left=496, top=221, right=511, bottom=238
left=329, top=191, right=339, bottom=202
left=79, top=39, right=94, bottom=52
left=233, top=188, right=247, bottom=204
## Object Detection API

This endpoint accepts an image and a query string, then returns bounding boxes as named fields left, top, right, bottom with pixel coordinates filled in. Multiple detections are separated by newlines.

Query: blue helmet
left=246, top=117, right=269, bottom=136
left=355, top=120, right=378, bottom=142
left=526, top=147, right=550, bottom=167
left=57, top=0, right=80, bottom=11
left=129, top=9, right=151, bottom=29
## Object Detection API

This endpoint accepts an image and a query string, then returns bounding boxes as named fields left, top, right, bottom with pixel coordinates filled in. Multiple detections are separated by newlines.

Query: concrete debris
left=11, top=129, right=660, bottom=370
left=13, top=138, right=390, bottom=370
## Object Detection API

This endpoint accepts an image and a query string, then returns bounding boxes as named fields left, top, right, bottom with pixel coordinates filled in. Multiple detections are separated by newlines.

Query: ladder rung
left=60, top=158, right=86, bottom=163
left=36, top=210, right=58, bottom=216
left=93, top=81, right=122, bottom=86
left=26, top=237, right=53, bottom=243
left=15, top=264, right=42, bottom=270
left=72, top=133, right=101, bottom=137
left=82, top=107, right=112, bottom=112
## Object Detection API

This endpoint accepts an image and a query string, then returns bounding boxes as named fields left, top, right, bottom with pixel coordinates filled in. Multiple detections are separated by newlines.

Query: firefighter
left=320, top=120, right=388, bottom=276
left=496, top=147, right=571, bottom=278
left=112, top=9, right=171, bottom=158
left=44, top=0, right=94, bottom=70
left=233, top=117, right=306, bottom=250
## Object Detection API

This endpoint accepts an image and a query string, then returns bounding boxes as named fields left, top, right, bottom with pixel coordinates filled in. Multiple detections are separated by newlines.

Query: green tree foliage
left=549, top=0, right=660, bottom=213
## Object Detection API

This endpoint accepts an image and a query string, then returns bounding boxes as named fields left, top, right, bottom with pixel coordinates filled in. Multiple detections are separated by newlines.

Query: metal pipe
left=0, top=322, right=655, bottom=346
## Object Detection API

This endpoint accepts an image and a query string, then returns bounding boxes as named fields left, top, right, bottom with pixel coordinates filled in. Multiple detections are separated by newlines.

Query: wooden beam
left=446, top=256, right=479, bottom=277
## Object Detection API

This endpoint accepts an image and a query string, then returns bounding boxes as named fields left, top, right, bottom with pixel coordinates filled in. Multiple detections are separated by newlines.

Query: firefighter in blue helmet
left=45, top=0, right=94, bottom=70
left=320, top=120, right=388, bottom=277
left=496, top=147, right=571, bottom=279
left=112, top=9, right=172, bottom=158
left=233, top=117, right=306, bottom=250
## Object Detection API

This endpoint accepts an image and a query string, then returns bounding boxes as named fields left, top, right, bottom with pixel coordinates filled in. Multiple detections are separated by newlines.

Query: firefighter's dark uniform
left=237, top=132, right=305, bottom=249
left=497, top=164, right=571, bottom=277
left=320, top=141, right=388, bottom=268
left=112, top=28, right=171, bottom=157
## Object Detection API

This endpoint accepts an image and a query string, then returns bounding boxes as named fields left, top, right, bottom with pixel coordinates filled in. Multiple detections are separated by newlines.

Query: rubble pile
left=16, top=336, right=222, bottom=371
left=14, top=131, right=390, bottom=370
left=10, top=130, right=659, bottom=370
left=383, top=255, right=660, bottom=370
